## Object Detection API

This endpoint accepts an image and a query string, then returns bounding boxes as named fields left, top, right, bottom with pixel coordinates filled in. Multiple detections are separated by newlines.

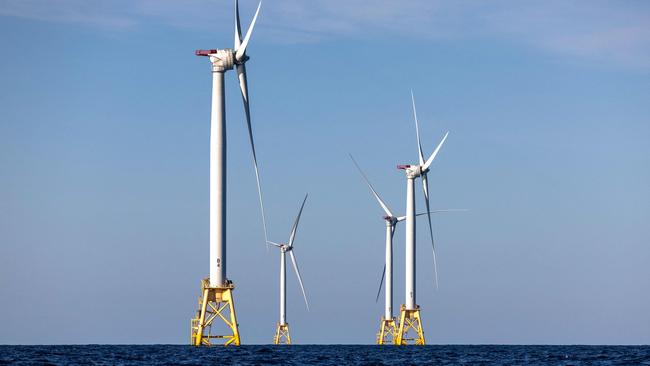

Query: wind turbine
left=268, top=194, right=310, bottom=345
left=395, top=92, right=449, bottom=345
left=190, top=0, right=267, bottom=347
left=350, top=155, right=463, bottom=345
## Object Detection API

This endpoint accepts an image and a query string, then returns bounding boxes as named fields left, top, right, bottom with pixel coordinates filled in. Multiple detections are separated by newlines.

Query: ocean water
left=1, top=345, right=649, bottom=365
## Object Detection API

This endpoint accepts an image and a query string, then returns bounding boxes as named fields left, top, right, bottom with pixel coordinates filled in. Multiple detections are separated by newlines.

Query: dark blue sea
left=1, top=345, right=649, bottom=365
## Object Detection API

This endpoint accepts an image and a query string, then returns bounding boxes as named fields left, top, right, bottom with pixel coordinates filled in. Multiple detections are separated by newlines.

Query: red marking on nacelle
left=195, top=49, right=217, bottom=56
left=397, top=164, right=411, bottom=170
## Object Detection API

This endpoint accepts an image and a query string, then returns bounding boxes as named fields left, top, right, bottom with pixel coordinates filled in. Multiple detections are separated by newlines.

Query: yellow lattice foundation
left=395, top=305, right=425, bottom=345
left=273, top=323, right=291, bottom=345
left=376, top=317, right=397, bottom=345
left=190, top=279, right=240, bottom=346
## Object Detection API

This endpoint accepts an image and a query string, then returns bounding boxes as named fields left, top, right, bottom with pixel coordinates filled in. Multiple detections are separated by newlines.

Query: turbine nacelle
left=383, top=215, right=399, bottom=226
left=196, top=48, right=237, bottom=71
left=397, top=164, right=426, bottom=178
left=195, top=48, right=250, bottom=63
left=268, top=241, right=292, bottom=250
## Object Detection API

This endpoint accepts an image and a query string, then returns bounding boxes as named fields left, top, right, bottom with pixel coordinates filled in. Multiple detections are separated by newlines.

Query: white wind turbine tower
left=395, top=92, right=450, bottom=345
left=268, top=194, right=310, bottom=345
left=190, top=0, right=268, bottom=347
left=351, top=155, right=463, bottom=345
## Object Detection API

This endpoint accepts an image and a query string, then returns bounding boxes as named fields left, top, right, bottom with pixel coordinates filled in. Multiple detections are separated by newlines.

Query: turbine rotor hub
left=235, top=54, right=250, bottom=65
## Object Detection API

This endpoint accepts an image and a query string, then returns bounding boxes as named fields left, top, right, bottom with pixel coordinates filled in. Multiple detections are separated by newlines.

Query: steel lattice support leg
left=395, top=304, right=425, bottom=345
left=190, top=279, right=241, bottom=346
left=377, top=317, right=398, bottom=345
left=273, top=323, right=291, bottom=345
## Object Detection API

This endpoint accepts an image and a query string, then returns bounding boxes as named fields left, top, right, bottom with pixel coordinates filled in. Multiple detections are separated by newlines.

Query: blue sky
left=1, top=0, right=649, bottom=344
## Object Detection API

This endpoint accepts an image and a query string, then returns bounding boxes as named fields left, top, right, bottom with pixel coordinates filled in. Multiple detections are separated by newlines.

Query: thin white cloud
left=1, top=0, right=648, bottom=69
left=0, top=0, right=135, bottom=28
left=481, top=0, right=650, bottom=69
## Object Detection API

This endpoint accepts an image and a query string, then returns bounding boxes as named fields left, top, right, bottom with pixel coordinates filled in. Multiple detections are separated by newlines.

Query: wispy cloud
left=481, top=1, right=650, bottom=69
left=0, top=0, right=135, bottom=28
left=1, top=0, right=648, bottom=69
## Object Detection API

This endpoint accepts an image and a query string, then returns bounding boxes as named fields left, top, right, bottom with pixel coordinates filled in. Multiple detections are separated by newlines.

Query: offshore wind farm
left=1, top=0, right=649, bottom=363
left=186, top=0, right=464, bottom=347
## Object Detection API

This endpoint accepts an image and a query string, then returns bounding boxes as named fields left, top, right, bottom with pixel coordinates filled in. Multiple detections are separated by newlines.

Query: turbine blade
left=288, top=194, right=308, bottom=248
left=267, top=241, right=282, bottom=248
left=349, top=154, right=394, bottom=217
left=375, top=264, right=385, bottom=303
left=422, top=173, right=439, bottom=289
left=411, top=90, right=425, bottom=166
left=234, top=0, right=242, bottom=50
left=423, top=131, right=449, bottom=170
left=414, top=209, right=468, bottom=217
left=289, top=250, right=309, bottom=311
left=396, top=209, right=467, bottom=222
left=236, top=63, right=269, bottom=249
left=235, top=1, right=261, bottom=61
